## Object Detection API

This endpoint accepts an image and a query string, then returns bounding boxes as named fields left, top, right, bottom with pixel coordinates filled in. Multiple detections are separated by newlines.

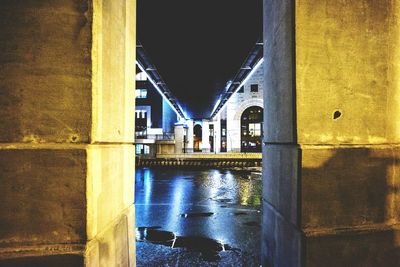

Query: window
left=136, top=110, right=147, bottom=119
left=250, top=84, right=258, bottom=92
left=136, top=72, right=147, bottom=81
left=136, top=89, right=148, bottom=98
left=209, top=128, right=214, bottom=136
left=136, top=144, right=150, bottom=155
left=249, top=123, right=261, bottom=137
left=136, top=144, right=142, bottom=154
left=240, top=106, right=263, bottom=152
left=238, top=86, right=244, bottom=93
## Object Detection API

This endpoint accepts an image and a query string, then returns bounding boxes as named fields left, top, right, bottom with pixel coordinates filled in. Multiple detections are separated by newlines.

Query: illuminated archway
left=241, top=106, right=263, bottom=152
left=193, top=124, right=203, bottom=152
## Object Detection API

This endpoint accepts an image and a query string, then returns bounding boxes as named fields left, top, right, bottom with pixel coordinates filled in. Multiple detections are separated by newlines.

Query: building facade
left=135, top=43, right=187, bottom=157
left=208, top=42, right=264, bottom=154
left=135, top=68, right=178, bottom=157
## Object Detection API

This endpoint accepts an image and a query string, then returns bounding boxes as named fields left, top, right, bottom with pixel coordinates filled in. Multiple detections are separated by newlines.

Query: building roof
left=136, top=41, right=187, bottom=120
left=210, top=40, right=263, bottom=119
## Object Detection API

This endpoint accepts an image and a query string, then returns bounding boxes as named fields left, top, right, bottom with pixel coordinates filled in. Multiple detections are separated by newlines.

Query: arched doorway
left=193, top=124, right=202, bottom=152
left=241, top=106, right=263, bottom=152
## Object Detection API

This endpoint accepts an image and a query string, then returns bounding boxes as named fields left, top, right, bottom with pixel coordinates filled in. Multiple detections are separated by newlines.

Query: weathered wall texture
left=296, top=0, right=400, bottom=145
left=263, top=0, right=400, bottom=266
left=0, top=0, right=136, bottom=266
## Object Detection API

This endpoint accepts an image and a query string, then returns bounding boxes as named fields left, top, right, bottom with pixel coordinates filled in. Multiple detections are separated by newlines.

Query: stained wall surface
left=263, top=0, right=400, bottom=266
left=0, top=0, right=136, bottom=266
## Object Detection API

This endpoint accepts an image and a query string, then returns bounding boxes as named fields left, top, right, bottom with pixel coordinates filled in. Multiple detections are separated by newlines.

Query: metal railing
left=135, top=132, right=175, bottom=141
left=182, top=148, right=261, bottom=154
left=182, top=148, right=212, bottom=153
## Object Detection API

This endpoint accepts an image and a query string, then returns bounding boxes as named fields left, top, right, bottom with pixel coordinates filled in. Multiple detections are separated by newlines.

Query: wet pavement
left=135, top=168, right=262, bottom=267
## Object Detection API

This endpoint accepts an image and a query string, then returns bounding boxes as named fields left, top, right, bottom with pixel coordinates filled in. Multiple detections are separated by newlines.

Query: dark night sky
left=137, top=0, right=263, bottom=118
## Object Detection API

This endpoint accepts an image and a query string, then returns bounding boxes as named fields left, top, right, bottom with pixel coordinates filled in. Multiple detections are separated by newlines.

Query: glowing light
left=211, top=58, right=264, bottom=118
left=211, top=98, right=222, bottom=116
left=136, top=61, right=187, bottom=120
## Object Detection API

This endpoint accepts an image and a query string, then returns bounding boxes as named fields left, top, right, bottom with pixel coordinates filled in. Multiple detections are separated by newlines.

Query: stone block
left=86, top=205, right=135, bottom=267
left=263, top=0, right=296, bottom=143
left=91, top=0, right=136, bottom=143
left=86, top=144, right=135, bottom=240
left=305, top=226, right=400, bottom=267
left=0, top=0, right=92, bottom=143
left=263, top=144, right=300, bottom=226
left=262, top=200, right=303, bottom=267
left=295, top=0, right=400, bottom=144
left=0, top=148, right=87, bottom=246
left=0, top=254, right=84, bottom=267
left=301, top=146, right=400, bottom=229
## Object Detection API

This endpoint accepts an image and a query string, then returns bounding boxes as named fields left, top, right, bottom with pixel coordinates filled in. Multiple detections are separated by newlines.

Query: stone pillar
left=186, top=120, right=194, bottom=152
left=262, top=0, right=400, bottom=266
left=0, top=1, right=136, bottom=266
left=213, top=116, right=222, bottom=153
left=202, top=120, right=210, bottom=152
left=227, top=119, right=240, bottom=153
left=174, top=125, right=185, bottom=154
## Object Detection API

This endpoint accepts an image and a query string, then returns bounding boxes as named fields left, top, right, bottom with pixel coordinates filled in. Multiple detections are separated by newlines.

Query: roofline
left=136, top=41, right=188, bottom=120
left=210, top=40, right=263, bottom=119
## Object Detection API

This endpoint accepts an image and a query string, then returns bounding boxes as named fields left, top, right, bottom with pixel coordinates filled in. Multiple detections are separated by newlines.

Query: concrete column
left=0, top=1, right=136, bottom=266
left=262, top=0, right=400, bottom=266
left=214, top=116, right=222, bottom=153
left=202, top=120, right=210, bottom=151
left=227, top=120, right=240, bottom=153
left=226, top=98, right=241, bottom=152
left=186, top=120, right=194, bottom=152
left=174, top=125, right=185, bottom=154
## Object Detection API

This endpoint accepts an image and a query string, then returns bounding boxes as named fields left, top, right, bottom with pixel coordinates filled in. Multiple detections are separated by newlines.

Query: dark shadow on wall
left=261, top=146, right=400, bottom=267
left=301, top=147, right=400, bottom=267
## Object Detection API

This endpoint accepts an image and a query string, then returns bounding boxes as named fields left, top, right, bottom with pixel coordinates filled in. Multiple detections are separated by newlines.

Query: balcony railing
left=182, top=148, right=261, bottom=153
left=135, top=132, right=175, bottom=141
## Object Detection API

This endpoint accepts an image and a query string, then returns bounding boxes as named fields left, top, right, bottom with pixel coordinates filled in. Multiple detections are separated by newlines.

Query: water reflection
left=135, top=168, right=262, bottom=266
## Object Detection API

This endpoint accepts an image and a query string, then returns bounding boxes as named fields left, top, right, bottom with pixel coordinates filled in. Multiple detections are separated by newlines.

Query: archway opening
left=241, top=106, right=263, bottom=152
left=193, top=124, right=203, bottom=152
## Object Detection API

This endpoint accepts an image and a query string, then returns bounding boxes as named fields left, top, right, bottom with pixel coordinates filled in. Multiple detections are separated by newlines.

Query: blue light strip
left=210, top=97, right=221, bottom=116
left=136, top=61, right=188, bottom=120
left=211, top=58, right=264, bottom=119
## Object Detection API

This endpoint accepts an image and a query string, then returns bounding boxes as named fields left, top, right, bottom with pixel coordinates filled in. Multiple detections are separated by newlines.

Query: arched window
left=193, top=124, right=202, bottom=152
left=241, top=106, right=263, bottom=152
left=136, top=71, right=148, bottom=81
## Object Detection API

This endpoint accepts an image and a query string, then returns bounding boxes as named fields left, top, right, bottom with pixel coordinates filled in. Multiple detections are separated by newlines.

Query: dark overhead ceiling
left=137, top=0, right=263, bottom=118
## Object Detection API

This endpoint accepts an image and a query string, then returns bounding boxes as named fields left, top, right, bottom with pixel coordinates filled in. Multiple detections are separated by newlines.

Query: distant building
left=209, top=41, right=264, bottom=153
left=135, top=41, right=264, bottom=156
left=135, top=42, right=187, bottom=157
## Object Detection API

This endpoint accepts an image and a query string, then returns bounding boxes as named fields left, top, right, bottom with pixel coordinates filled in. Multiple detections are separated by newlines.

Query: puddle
left=136, top=227, right=237, bottom=261
left=214, top=198, right=233, bottom=203
left=233, top=212, right=248, bottom=216
left=220, top=205, right=228, bottom=208
left=137, top=226, right=161, bottom=231
left=240, top=174, right=252, bottom=180
left=180, top=212, right=214, bottom=218
left=243, top=221, right=260, bottom=227
left=136, top=228, right=176, bottom=246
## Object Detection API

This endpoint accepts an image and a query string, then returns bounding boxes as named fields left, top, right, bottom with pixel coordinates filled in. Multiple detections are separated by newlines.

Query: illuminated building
left=209, top=41, right=264, bottom=153
left=135, top=42, right=187, bottom=157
